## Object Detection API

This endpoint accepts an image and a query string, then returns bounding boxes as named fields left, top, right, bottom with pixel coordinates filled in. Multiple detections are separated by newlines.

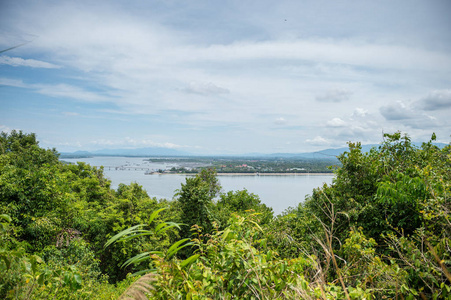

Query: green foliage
left=298, top=132, right=451, bottom=298
left=0, top=214, right=87, bottom=299
left=149, top=156, right=337, bottom=174
left=148, top=213, right=318, bottom=299
left=215, top=189, right=273, bottom=228
left=87, top=186, right=170, bottom=282
left=0, top=131, right=173, bottom=295
left=385, top=230, right=451, bottom=299
left=339, top=228, right=409, bottom=297
left=176, top=169, right=221, bottom=241
left=105, top=207, right=191, bottom=275
left=307, top=132, right=450, bottom=242
left=2, top=130, right=450, bottom=299
left=265, top=204, right=319, bottom=259
left=197, top=168, right=222, bottom=198
left=41, top=238, right=101, bottom=282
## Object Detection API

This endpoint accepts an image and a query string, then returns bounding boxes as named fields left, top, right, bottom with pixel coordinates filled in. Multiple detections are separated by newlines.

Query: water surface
left=63, top=157, right=334, bottom=215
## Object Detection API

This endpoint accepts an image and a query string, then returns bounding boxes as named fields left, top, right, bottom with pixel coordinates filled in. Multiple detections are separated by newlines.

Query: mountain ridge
left=59, top=142, right=448, bottom=159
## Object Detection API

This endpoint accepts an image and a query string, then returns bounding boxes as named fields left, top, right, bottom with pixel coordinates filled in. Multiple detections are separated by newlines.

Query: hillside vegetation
left=0, top=130, right=450, bottom=299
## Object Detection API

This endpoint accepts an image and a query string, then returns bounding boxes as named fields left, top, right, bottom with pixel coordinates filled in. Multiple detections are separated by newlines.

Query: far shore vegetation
left=153, top=157, right=337, bottom=174
left=61, top=155, right=339, bottom=174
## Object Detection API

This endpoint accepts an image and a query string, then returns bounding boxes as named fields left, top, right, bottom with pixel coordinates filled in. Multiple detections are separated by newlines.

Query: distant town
left=145, top=157, right=338, bottom=174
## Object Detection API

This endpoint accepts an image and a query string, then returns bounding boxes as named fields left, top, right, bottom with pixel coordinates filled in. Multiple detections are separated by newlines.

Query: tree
left=176, top=169, right=221, bottom=240
left=306, top=132, right=450, bottom=242
left=197, top=168, right=222, bottom=198
left=0, top=131, right=64, bottom=248
left=215, top=189, right=273, bottom=228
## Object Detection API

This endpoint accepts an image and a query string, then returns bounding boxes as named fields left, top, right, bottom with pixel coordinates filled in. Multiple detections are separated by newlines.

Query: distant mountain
left=265, top=142, right=448, bottom=159
left=265, top=144, right=376, bottom=159
left=71, top=150, right=92, bottom=156
left=60, top=147, right=190, bottom=158
left=59, top=142, right=448, bottom=159
left=59, top=151, right=93, bottom=158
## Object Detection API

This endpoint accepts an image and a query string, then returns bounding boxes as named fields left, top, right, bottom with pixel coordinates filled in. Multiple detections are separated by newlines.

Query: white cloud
left=2, top=2, right=448, bottom=123
left=305, top=136, right=330, bottom=146
left=0, top=55, right=60, bottom=68
left=6, top=2, right=448, bottom=116
left=379, top=101, right=413, bottom=121
left=42, top=140, right=82, bottom=148
left=35, top=84, right=111, bottom=102
left=0, top=77, right=27, bottom=88
left=124, top=137, right=184, bottom=149
left=351, top=108, right=368, bottom=118
left=181, top=82, right=230, bottom=96
left=326, top=117, right=346, bottom=127
left=1, top=1, right=450, bottom=154
left=0, top=125, right=13, bottom=134
left=418, top=89, right=451, bottom=111
left=379, top=97, right=440, bottom=129
left=89, top=137, right=186, bottom=149
left=170, top=40, right=451, bottom=72
left=62, top=111, right=79, bottom=116
left=1, top=78, right=111, bottom=103
left=274, top=117, right=286, bottom=125
left=316, top=88, right=352, bottom=102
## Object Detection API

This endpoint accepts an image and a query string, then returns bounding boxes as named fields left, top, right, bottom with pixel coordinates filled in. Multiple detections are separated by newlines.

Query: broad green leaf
left=104, top=224, right=145, bottom=248
left=0, top=214, right=12, bottom=223
left=156, top=224, right=180, bottom=235
left=154, top=222, right=166, bottom=233
left=181, top=254, right=200, bottom=269
left=222, top=228, right=231, bottom=241
left=148, top=207, right=167, bottom=225
left=166, top=238, right=193, bottom=259
left=132, top=268, right=157, bottom=276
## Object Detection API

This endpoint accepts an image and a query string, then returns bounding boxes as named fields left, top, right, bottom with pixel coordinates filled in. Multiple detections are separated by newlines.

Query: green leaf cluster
left=0, top=131, right=176, bottom=298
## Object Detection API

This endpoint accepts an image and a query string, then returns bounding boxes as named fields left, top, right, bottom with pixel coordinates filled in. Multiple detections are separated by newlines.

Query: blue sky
left=1, top=0, right=450, bottom=154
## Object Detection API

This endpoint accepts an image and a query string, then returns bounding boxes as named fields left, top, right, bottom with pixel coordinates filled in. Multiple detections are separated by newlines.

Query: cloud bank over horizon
left=1, top=0, right=450, bottom=154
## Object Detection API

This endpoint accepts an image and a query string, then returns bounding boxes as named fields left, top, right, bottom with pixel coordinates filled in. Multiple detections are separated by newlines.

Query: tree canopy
left=0, top=130, right=450, bottom=299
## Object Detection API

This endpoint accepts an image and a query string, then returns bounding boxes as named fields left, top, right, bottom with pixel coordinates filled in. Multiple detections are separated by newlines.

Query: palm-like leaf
left=104, top=224, right=147, bottom=248
left=104, top=208, right=194, bottom=267
left=121, top=251, right=161, bottom=269
left=104, top=207, right=200, bottom=298
left=166, top=238, right=193, bottom=259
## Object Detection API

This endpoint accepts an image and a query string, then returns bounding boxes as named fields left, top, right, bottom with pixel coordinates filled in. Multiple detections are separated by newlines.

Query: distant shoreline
left=215, top=173, right=333, bottom=176
left=150, top=172, right=334, bottom=176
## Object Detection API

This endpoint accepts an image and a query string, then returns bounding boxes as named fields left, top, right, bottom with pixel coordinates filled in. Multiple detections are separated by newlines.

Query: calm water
left=62, top=156, right=334, bottom=215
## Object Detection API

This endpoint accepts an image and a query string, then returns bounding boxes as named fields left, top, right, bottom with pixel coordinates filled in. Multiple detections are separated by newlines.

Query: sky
left=1, top=0, right=450, bottom=155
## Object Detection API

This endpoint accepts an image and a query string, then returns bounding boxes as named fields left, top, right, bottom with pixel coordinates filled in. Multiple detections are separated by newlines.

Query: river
left=62, top=156, right=334, bottom=215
